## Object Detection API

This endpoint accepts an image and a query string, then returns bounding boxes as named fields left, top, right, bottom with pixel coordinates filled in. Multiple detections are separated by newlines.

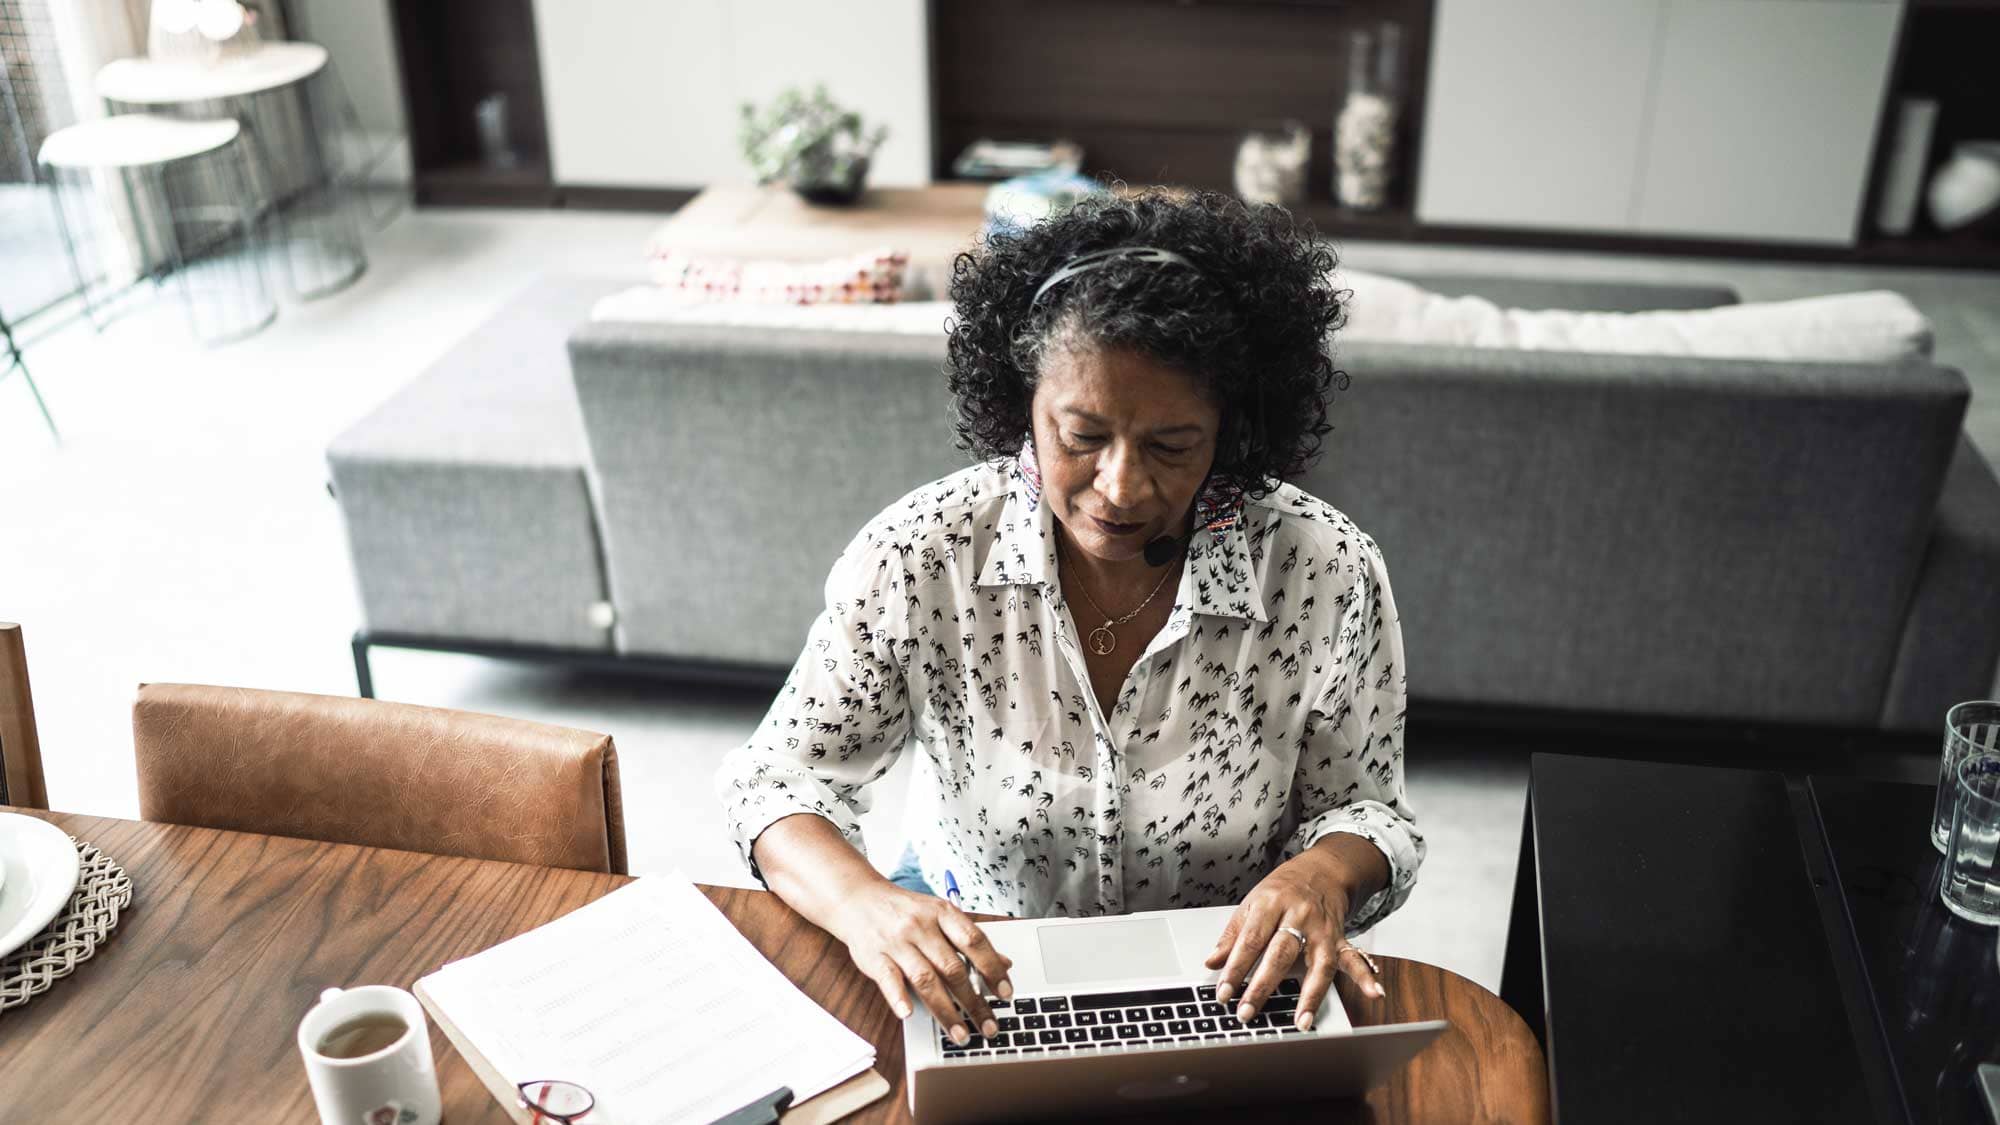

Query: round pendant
left=1088, top=625, right=1117, bottom=656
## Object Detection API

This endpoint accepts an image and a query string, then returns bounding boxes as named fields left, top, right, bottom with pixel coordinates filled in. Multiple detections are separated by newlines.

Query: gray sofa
left=329, top=273, right=2000, bottom=734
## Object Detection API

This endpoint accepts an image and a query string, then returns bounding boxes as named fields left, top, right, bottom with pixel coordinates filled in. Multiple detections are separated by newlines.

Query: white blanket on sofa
left=1331, top=269, right=1934, bottom=364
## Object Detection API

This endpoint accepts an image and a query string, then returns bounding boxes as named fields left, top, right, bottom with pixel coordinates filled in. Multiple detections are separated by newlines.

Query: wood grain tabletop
left=0, top=810, right=1547, bottom=1123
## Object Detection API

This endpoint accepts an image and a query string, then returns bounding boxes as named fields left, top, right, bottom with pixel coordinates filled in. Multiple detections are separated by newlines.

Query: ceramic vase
left=1927, top=141, right=2000, bottom=232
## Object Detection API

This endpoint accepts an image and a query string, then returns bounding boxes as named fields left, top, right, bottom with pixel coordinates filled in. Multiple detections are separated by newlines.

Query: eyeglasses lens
left=518, top=1079, right=594, bottom=1122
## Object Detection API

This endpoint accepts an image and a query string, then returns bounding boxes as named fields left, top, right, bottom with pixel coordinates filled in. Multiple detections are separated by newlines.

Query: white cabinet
left=532, top=0, right=932, bottom=189
left=1634, top=0, right=1902, bottom=244
left=1418, top=0, right=1903, bottom=246
left=1418, top=0, right=1664, bottom=234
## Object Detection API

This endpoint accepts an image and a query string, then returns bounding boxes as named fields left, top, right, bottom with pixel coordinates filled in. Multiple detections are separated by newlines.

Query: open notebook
left=416, top=874, right=888, bottom=1125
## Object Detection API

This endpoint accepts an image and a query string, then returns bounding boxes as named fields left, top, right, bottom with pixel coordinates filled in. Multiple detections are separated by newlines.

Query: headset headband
left=1029, top=246, right=1201, bottom=308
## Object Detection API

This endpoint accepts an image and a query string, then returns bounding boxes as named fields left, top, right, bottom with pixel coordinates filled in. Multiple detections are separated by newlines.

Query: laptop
left=902, top=904, right=1447, bottom=1123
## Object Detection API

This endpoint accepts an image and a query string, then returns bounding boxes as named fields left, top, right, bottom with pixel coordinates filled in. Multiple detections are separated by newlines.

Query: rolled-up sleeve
left=714, top=524, right=915, bottom=883
left=1284, top=534, right=1424, bottom=934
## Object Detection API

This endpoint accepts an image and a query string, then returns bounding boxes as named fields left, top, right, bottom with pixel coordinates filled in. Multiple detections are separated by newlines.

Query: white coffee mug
left=297, top=985, right=443, bottom=1125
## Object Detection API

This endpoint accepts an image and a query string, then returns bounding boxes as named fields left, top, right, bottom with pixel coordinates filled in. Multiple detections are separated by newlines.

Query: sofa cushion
left=592, top=289, right=952, bottom=332
left=1336, top=268, right=1934, bottom=363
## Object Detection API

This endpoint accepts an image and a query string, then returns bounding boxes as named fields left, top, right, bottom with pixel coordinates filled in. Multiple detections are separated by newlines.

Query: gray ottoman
left=328, top=277, right=625, bottom=690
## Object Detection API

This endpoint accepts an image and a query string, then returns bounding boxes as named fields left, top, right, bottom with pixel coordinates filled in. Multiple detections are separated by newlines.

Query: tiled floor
left=1, top=203, right=1989, bottom=993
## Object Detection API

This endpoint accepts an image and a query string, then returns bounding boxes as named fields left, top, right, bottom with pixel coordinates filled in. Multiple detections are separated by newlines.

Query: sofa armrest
left=568, top=321, right=966, bottom=663
left=1883, top=437, right=2000, bottom=732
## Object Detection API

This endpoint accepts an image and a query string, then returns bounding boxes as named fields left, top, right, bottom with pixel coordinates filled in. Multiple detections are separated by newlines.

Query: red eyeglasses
left=516, top=1079, right=594, bottom=1124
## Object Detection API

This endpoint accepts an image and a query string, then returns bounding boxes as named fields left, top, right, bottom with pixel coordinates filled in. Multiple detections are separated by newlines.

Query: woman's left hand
left=1203, top=843, right=1387, bottom=1030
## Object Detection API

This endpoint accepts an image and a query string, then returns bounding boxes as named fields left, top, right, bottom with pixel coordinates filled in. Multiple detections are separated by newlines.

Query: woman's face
left=1031, top=343, right=1222, bottom=566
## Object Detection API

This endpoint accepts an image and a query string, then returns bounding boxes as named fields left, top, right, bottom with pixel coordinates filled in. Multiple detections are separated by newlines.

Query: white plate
left=0, top=813, right=83, bottom=960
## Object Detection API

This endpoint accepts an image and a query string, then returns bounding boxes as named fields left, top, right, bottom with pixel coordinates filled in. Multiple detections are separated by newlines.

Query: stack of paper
left=419, top=874, right=876, bottom=1124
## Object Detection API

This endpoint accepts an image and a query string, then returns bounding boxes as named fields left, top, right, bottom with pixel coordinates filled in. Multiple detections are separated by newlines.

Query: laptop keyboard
left=937, top=979, right=1309, bottom=1060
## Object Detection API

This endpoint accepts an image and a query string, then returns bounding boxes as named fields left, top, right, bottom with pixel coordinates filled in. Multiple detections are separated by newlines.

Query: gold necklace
left=1057, top=533, right=1177, bottom=656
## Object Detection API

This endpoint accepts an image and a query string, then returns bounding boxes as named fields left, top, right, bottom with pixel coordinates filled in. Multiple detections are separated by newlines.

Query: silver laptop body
left=902, top=904, right=1447, bottom=1124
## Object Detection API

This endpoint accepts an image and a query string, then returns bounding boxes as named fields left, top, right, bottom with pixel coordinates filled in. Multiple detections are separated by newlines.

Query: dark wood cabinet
left=928, top=0, right=2000, bottom=269
left=387, top=0, right=556, bottom=207
left=929, top=0, right=1432, bottom=230
left=1859, top=1, right=2000, bottom=267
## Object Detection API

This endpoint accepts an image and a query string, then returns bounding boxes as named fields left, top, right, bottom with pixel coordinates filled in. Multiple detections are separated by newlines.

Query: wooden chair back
left=1, top=622, right=50, bottom=809
left=131, top=683, right=627, bottom=873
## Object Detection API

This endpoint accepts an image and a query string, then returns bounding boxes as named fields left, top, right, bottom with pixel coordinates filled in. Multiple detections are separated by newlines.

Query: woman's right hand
left=828, top=883, right=1016, bottom=1045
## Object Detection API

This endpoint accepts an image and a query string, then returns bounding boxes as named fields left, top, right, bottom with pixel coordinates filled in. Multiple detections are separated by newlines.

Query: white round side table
left=95, top=42, right=367, bottom=300
left=38, top=114, right=276, bottom=346
left=95, top=42, right=329, bottom=103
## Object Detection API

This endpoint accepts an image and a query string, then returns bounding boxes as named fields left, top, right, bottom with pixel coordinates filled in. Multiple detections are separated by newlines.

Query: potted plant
left=739, top=84, right=888, bottom=206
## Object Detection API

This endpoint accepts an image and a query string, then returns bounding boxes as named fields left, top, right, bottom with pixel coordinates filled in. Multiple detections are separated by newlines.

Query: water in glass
left=1941, top=752, right=2000, bottom=925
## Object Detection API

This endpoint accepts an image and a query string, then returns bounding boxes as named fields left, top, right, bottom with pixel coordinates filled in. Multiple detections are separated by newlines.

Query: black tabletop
left=1528, top=754, right=1877, bottom=1124
left=1812, top=775, right=2000, bottom=1125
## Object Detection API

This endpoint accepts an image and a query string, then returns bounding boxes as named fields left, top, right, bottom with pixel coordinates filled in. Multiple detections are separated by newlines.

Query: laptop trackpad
left=1037, top=917, right=1182, bottom=986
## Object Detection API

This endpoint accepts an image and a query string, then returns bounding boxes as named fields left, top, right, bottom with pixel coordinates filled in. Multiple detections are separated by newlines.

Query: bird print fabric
left=715, top=452, right=1422, bottom=932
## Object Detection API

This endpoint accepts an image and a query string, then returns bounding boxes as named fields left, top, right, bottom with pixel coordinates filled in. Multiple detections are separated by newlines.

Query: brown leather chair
left=1, top=623, right=50, bottom=809
left=132, top=684, right=627, bottom=874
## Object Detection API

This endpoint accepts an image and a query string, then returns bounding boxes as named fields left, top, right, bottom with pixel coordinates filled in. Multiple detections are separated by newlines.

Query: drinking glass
left=1939, top=751, right=2000, bottom=925
left=1932, top=700, right=2000, bottom=851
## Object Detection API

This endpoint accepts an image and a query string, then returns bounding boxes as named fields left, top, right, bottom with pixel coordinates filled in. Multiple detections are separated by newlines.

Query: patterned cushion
left=644, top=246, right=909, bottom=304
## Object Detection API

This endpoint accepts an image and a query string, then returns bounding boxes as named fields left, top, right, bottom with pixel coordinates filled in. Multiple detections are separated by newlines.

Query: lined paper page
left=420, top=875, right=874, bottom=1125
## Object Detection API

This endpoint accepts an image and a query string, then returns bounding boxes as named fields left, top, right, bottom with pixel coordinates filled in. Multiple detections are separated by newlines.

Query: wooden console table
left=648, top=184, right=991, bottom=296
left=0, top=809, right=1547, bottom=1123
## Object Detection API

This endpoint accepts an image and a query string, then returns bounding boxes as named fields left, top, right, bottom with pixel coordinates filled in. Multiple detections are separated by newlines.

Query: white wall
left=533, top=0, right=931, bottom=188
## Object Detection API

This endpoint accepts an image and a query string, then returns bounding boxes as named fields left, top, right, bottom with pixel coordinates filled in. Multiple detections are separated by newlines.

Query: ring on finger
left=1345, top=945, right=1382, bottom=977
left=1275, top=924, right=1308, bottom=954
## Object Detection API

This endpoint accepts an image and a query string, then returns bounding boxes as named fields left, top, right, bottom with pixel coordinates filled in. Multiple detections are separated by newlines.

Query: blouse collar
left=977, top=440, right=1269, bottom=623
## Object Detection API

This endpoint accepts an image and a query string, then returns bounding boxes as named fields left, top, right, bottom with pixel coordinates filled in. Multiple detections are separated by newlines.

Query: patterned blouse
left=715, top=445, right=1423, bottom=931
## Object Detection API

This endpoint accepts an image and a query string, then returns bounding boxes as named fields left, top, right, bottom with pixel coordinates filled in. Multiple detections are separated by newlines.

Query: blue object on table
left=983, top=171, right=1106, bottom=240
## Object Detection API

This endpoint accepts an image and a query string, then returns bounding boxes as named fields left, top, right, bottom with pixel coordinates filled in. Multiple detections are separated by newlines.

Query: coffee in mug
left=316, top=1013, right=412, bottom=1060
left=297, top=986, right=441, bottom=1125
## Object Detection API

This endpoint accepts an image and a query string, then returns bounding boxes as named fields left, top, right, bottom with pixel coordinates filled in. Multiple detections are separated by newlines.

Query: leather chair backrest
left=1, top=623, right=49, bottom=810
left=132, top=684, right=626, bottom=874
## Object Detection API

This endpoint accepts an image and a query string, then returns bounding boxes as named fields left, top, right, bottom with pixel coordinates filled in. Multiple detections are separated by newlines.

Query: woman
left=715, top=189, right=1421, bottom=1049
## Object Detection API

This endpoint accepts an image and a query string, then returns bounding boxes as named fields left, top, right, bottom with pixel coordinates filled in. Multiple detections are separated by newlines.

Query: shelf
left=413, top=161, right=557, bottom=208
left=1296, top=201, right=1422, bottom=239
left=1850, top=231, right=2000, bottom=270
left=1299, top=204, right=2000, bottom=271
left=392, top=0, right=554, bottom=210
left=418, top=160, right=552, bottom=187
left=940, top=180, right=2000, bottom=270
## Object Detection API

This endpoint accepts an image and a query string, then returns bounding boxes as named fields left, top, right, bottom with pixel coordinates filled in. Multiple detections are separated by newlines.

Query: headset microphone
left=1142, top=532, right=1186, bottom=568
left=1143, top=479, right=1211, bottom=567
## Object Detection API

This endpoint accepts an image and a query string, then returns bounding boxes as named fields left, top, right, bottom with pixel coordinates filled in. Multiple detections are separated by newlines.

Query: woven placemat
left=0, top=839, right=134, bottom=1013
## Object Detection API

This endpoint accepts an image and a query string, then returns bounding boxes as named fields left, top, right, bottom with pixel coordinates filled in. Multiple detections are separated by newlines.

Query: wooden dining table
left=0, top=809, right=1549, bottom=1123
